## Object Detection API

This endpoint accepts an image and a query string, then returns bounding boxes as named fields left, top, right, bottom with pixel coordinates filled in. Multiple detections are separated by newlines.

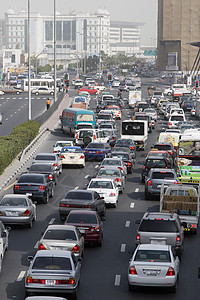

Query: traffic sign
left=108, top=82, right=112, bottom=86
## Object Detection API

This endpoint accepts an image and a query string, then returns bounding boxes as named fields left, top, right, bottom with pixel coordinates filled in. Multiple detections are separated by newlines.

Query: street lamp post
left=28, top=0, right=31, bottom=120
left=53, top=0, right=56, bottom=103
left=98, top=15, right=102, bottom=81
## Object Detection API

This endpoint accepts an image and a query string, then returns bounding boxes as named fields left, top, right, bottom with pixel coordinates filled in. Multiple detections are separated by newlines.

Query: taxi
left=157, top=98, right=169, bottom=109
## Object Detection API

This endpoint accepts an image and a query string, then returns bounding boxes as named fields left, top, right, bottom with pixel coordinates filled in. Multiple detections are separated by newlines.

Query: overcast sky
left=0, top=0, right=157, bottom=46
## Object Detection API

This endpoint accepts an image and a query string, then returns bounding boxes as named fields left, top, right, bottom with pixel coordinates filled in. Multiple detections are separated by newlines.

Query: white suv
left=75, top=129, right=110, bottom=146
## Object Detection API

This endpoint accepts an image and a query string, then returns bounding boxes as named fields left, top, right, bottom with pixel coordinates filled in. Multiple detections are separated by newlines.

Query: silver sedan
left=38, top=224, right=84, bottom=259
left=0, top=194, right=36, bottom=228
left=128, top=244, right=180, bottom=293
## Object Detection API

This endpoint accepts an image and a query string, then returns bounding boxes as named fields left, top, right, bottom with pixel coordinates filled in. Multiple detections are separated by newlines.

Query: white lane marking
left=135, top=188, right=139, bottom=192
left=10, top=114, right=13, bottom=117
left=19, top=97, right=22, bottom=99
left=95, top=165, right=99, bottom=168
left=74, top=186, right=79, bottom=190
left=130, top=202, right=135, bottom=208
left=5, top=118, right=8, bottom=121
left=17, top=271, right=26, bottom=281
left=114, top=275, right=121, bottom=286
left=34, top=241, right=38, bottom=249
left=21, top=106, right=24, bottom=108
left=18, top=108, right=20, bottom=111
left=14, top=111, right=17, bottom=114
left=49, top=218, right=55, bottom=225
left=13, top=97, right=16, bottom=100
left=6, top=98, right=10, bottom=100
left=125, top=221, right=130, bottom=227
left=121, top=244, right=126, bottom=252
left=84, top=175, right=89, bottom=178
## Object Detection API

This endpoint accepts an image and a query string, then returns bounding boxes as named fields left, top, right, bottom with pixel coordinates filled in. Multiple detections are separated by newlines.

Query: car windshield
left=32, top=257, right=72, bottom=270
left=65, top=192, right=92, bottom=200
left=67, top=214, right=97, bottom=224
left=139, top=219, right=178, bottom=232
left=98, top=169, right=120, bottom=177
left=134, top=250, right=171, bottom=262
left=146, top=159, right=166, bottom=168
left=0, top=197, right=28, bottom=206
left=62, top=148, right=82, bottom=153
left=18, top=175, right=44, bottom=183
left=152, top=172, right=175, bottom=179
left=86, top=143, right=104, bottom=149
left=44, top=230, right=76, bottom=241
left=102, top=160, right=121, bottom=166
left=89, top=181, right=113, bottom=189
left=35, top=155, right=56, bottom=161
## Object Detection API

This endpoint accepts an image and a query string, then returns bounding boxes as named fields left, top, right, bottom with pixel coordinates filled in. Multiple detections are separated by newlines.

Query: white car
left=0, top=90, right=4, bottom=95
left=53, top=140, right=74, bottom=154
left=168, top=113, right=186, bottom=128
left=143, top=108, right=157, bottom=122
left=99, top=157, right=127, bottom=175
left=60, top=146, right=85, bottom=167
left=164, top=86, right=173, bottom=96
left=128, top=244, right=180, bottom=293
left=87, top=178, right=119, bottom=207
left=31, top=87, right=54, bottom=95
left=106, top=105, right=121, bottom=119
left=112, top=80, right=120, bottom=87
left=0, top=221, right=10, bottom=272
left=74, top=79, right=83, bottom=89
left=75, top=129, right=109, bottom=146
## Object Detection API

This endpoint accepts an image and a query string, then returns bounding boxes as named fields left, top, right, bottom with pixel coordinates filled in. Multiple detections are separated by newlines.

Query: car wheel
left=170, top=281, right=177, bottom=293
left=0, top=256, right=2, bottom=273
left=33, top=211, right=36, bottom=221
left=97, top=238, right=102, bottom=247
left=60, top=214, right=66, bottom=222
left=114, top=201, right=118, bottom=208
left=35, top=92, right=39, bottom=95
left=43, top=193, right=49, bottom=204
left=28, top=219, right=33, bottom=228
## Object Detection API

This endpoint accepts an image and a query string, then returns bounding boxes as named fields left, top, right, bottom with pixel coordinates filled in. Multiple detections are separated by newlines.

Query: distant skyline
left=0, top=0, right=157, bottom=46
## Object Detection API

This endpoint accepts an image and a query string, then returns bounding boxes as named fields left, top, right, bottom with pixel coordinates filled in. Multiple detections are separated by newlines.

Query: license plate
left=146, top=270, right=157, bottom=276
left=151, top=239, right=166, bottom=245
left=45, top=280, right=56, bottom=286
left=6, top=211, right=18, bottom=216
left=89, top=151, right=93, bottom=153
left=70, top=156, right=74, bottom=159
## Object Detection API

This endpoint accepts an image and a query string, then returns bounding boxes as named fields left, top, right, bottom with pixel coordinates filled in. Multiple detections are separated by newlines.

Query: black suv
left=136, top=212, right=184, bottom=257
left=13, top=173, right=54, bottom=204
left=141, top=156, right=171, bottom=183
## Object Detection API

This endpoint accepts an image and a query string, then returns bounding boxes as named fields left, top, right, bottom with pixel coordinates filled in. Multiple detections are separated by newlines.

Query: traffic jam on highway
left=1, top=73, right=200, bottom=299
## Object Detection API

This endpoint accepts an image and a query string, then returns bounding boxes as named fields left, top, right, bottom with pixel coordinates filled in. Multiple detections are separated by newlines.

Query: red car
left=78, top=86, right=99, bottom=94
left=65, top=210, right=103, bottom=246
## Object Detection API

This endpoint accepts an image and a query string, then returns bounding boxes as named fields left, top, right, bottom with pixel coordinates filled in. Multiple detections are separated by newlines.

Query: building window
left=45, top=21, right=53, bottom=41
left=56, top=21, right=62, bottom=41
left=63, top=21, right=71, bottom=41
left=72, top=21, right=76, bottom=42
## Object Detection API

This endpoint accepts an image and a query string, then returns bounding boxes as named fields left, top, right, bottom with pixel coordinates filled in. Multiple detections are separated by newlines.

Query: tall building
left=157, top=0, right=200, bottom=71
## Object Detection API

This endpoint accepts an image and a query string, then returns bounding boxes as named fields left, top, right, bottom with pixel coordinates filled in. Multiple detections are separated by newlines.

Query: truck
left=128, top=90, right=141, bottom=108
left=171, top=83, right=191, bottom=101
left=160, top=183, right=199, bottom=233
left=121, top=120, right=148, bottom=150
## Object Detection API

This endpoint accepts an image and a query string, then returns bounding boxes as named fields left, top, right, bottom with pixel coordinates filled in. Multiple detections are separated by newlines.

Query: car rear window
left=33, top=257, right=72, bottom=270
left=152, top=172, right=174, bottom=179
left=134, top=250, right=171, bottom=262
left=154, top=145, right=171, bottom=151
left=29, top=164, right=51, bottom=172
left=35, top=155, right=56, bottom=161
left=139, top=219, right=178, bottom=232
left=102, top=160, right=121, bottom=166
left=65, top=191, right=92, bottom=200
left=62, top=148, right=82, bottom=153
left=111, top=153, right=129, bottom=160
left=67, top=214, right=97, bottom=224
left=89, top=180, right=113, bottom=189
left=86, top=143, right=104, bottom=149
left=18, top=175, right=44, bottom=183
left=44, top=230, right=76, bottom=241
left=171, top=115, right=184, bottom=121
left=146, top=159, right=166, bottom=168
left=98, top=169, right=120, bottom=177
left=0, top=197, right=28, bottom=206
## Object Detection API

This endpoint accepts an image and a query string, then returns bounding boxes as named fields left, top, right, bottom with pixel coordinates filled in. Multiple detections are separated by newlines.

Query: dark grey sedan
left=59, top=190, right=106, bottom=221
left=0, top=194, right=36, bottom=227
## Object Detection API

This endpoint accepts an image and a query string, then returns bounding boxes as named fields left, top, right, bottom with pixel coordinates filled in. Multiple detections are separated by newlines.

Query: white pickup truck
left=160, top=183, right=199, bottom=234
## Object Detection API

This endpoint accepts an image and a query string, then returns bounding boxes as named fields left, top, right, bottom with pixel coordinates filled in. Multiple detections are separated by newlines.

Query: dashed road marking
left=125, top=221, right=130, bottom=227
left=74, top=186, right=79, bottom=190
left=95, top=165, right=99, bottom=168
left=49, top=218, right=55, bottom=225
left=17, top=271, right=26, bottom=281
left=121, top=244, right=126, bottom=252
left=135, top=188, right=139, bottom=192
left=130, top=202, right=135, bottom=208
left=114, top=275, right=121, bottom=286
left=84, top=175, right=89, bottom=178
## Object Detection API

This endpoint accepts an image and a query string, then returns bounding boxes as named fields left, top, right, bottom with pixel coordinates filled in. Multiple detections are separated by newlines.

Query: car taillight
left=56, top=278, right=75, bottom=285
left=59, top=203, right=66, bottom=207
left=39, top=185, right=45, bottom=191
left=176, top=235, right=181, bottom=242
left=26, top=276, right=33, bottom=283
left=61, top=155, right=65, bottom=158
left=0, top=211, right=2, bottom=216
left=129, top=266, right=137, bottom=275
left=96, top=151, right=103, bottom=154
left=94, top=135, right=96, bottom=140
left=85, top=204, right=91, bottom=208
left=118, top=167, right=123, bottom=170
left=147, top=180, right=152, bottom=186
left=14, top=185, right=20, bottom=190
left=109, top=193, right=116, bottom=196
left=72, top=244, right=80, bottom=253
left=166, top=267, right=175, bottom=276
left=127, top=162, right=132, bottom=166
left=191, top=224, right=196, bottom=228
left=49, top=174, right=53, bottom=180
left=80, top=155, right=84, bottom=159
left=143, top=166, right=145, bottom=169
left=22, top=209, right=30, bottom=216
left=174, top=181, right=179, bottom=184
left=170, top=151, right=173, bottom=155
left=136, top=233, right=140, bottom=241
left=168, top=123, right=172, bottom=126
left=38, top=243, right=46, bottom=250
left=75, top=134, right=78, bottom=139
left=115, top=178, right=121, bottom=182
left=53, top=151, right=57, bottom=153
left=53, top=163, right=57, bottom=167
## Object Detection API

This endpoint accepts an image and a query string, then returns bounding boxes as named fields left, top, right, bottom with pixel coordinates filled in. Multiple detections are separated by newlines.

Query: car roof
left=142, top=211, right=177, bottom=220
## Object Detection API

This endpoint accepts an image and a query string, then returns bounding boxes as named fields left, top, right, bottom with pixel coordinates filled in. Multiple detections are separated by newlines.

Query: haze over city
left=0, top=0, right=157, bottom=45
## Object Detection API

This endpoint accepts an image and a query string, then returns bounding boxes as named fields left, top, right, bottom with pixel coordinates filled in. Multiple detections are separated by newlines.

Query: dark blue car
left=83, top=142, right=111, bottom=161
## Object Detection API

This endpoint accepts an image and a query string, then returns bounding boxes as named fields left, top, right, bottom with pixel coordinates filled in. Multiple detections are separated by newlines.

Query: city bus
left=22, top=78, right=54, bottom=91
left=60, top=108, right=96, bottom=135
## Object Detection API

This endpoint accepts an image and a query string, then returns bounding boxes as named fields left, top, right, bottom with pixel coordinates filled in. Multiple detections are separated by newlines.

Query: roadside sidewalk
left=0, top=93, right=70, bottom=191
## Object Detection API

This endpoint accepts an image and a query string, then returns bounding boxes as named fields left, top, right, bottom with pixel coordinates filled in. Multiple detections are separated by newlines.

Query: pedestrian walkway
left=0, top=93, right=71, bottom=191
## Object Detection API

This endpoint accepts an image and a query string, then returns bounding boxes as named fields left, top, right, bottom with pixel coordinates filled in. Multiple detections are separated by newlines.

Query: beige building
left=157, top=0, right=200, bottom=71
